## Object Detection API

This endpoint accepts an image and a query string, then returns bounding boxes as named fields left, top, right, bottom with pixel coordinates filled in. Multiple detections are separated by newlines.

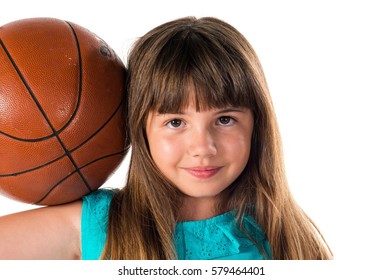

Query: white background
left=1, top=0, right=381, bottom=267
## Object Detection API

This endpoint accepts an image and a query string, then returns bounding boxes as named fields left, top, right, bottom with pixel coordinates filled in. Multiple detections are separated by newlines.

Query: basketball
left=0, top=18, right=127, bottom=205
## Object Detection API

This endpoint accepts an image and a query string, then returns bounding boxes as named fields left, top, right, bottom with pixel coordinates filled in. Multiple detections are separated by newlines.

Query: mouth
left=184, top=166, right=222, bottom=179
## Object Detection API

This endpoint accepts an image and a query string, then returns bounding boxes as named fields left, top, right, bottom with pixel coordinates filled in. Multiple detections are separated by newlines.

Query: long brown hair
left=102, top=16, right=332, bottom=259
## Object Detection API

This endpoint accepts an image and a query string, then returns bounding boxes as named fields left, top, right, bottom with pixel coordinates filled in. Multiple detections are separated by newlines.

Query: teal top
left=81, top=189, right=272, bottom=260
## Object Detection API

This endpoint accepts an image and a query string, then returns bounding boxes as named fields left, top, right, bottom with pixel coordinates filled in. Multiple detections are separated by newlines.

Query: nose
left=188, top=127, right=217, bottom=158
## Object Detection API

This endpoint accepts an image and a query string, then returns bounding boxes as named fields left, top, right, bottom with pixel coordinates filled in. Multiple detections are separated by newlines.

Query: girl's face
left=145, top=97, right=254, bottom=212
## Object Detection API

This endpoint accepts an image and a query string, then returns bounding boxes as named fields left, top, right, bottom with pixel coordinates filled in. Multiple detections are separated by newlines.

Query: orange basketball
left=0, top=18, right=127, bottom=205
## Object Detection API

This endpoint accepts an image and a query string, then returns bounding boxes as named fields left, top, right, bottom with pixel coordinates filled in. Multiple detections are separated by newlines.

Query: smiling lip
left=184, top=166, right=222, bottom=179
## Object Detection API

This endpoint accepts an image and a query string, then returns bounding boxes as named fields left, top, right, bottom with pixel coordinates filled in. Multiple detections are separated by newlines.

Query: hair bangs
left=148, top=27, right=258, bottom=114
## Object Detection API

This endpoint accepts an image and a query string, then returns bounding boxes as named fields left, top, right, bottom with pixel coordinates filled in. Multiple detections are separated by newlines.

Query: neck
left=178, top=195, right=223, bottom=221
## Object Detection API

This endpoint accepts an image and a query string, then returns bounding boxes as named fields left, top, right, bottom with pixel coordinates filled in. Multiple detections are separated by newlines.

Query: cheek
left=223, top=133, right=251, bottom=152
left=149, top=135, right=183, bottom=167
left=220, top=132, right=252, bottom=165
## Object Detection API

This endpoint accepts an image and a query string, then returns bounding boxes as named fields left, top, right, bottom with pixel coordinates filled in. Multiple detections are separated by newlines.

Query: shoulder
left=81, top=188, right=116, bottom=231
left=82, top=188, right=115, bottom=211
left=81, top=188, right=116, bottom=259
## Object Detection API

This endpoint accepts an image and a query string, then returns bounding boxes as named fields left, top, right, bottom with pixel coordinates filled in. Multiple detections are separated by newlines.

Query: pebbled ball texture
left=0, top=18, right=127, bottom=205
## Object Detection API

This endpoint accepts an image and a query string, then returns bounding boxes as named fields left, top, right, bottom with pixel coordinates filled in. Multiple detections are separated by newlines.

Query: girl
left=0, top=16, right=332, bottom=260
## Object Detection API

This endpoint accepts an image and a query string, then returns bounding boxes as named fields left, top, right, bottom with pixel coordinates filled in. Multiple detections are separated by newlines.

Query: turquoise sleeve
left=81, top=189, right=114, bottom=260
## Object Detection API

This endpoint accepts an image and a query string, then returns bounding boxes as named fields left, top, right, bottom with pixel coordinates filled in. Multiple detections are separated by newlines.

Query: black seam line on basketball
left=0, top=40, right=79, bottom=147
left=33, top=150, right=127, bottom=205
left=71, top=91, right=127, bottom=153
left=0, top=25, right=91, bottom=192
left=1, top=32, right=126, bottom=178
left=0, top=145, right=127, bottom=177
left=0, top=39, right=52, bottom=142
left=0, top=153, right=66, bottom=177
left=56, top=21, right=92, bottom=192
left=0, top=95, right=126, bottom=177
left=0, top=38, right=82, bottom=142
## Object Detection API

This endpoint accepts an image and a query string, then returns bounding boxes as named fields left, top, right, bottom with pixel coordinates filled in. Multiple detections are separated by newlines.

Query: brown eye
left=166, top=119, right=185, bottom=128
left=217, top=116, right=235, bottom=126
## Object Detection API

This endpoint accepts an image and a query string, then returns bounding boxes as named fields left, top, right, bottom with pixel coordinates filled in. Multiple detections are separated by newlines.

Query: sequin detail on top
left=175, top=211, right=271, bottom=260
